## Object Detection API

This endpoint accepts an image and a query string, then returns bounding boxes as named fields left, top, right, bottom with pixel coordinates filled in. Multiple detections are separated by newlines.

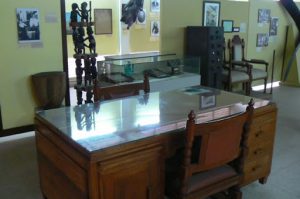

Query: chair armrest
left=231, top=61, right=252, bottom=74
left=245, top=59, right=268, bottom=65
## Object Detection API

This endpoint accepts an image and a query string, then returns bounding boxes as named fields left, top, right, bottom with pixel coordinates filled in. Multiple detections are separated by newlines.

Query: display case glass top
left=36, top=86, right=271, bottom=153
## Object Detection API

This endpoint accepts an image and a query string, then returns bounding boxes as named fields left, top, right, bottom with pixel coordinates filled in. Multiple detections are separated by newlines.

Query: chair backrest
left=180, top=99, right=254, bottom=192
left=94, top=74, right=150, bottom=101
left=229, top=35, right=246, bottom=62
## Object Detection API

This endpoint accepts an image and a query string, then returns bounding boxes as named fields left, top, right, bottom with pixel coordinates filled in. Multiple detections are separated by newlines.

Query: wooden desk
left=35, top=86, right=277, bottom=199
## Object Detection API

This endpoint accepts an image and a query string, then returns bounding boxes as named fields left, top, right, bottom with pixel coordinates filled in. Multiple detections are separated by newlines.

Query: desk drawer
left=242, top=156, right=272, bottom=186
left=248, top=120, right=276, bottom=145
left=245, top=141, right=273, bottom=162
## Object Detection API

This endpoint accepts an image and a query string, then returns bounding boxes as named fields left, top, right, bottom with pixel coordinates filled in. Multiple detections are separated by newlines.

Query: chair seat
left=187, top=165, right=237, bottom=194
left=222, top=69, right=250, bottom=83
left=166, top=164, right=238, bottom=197
left=252, top=68, right=267, bottom=80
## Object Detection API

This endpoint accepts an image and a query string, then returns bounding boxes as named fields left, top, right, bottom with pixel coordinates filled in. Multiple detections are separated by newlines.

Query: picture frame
left=258, top=9, right=271, bottom=24
left=151, top=21, right=160, bottom=37
left=233, top=27, right=240, bottom=32
left=203, top=1, right=221, bottom=27
left=257, top=33, right=269, bottom=47
left=200, top=95, right=216, bottom=109
left=150, top=0, right=160, bottom=13
left=16, top=8, right=41, bottom=43
left=269, top=17, right=279, bottom=36
left=94, top=9, right=112, bottom=35
left=222, top=20, right=233, bottom=33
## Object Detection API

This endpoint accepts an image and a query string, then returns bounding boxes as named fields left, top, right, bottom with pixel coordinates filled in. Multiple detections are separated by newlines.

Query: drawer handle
left=254, top=148, right=263, bottom=155
left=252, top=165, right=262, bottom=172
left=255, top=131, right=263, bottom=138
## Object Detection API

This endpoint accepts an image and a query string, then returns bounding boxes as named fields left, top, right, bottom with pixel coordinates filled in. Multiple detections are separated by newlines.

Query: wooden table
left=35, top=86, right=277, bottom=199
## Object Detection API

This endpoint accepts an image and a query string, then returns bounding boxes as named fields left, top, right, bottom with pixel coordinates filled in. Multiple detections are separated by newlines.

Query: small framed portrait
left=233, top=27, right=240, bottom=32
left=258, top=9, right=271, bottom=24
left=222, top=20, right=233, bottom=33
left=151, top=0, right=160, bottom=13
left=200, top=95, right=216, bottom=109
left=151, top=21, right=160, bottom=37
left=257, top=33, right=269, bottom=47
left=203, top=1, right=221, bottom=27
left=269, top=17, right=279, bottom=36
left=94, top=9, right=113, bottom=34
left=16, top=8, right=41, bottom=43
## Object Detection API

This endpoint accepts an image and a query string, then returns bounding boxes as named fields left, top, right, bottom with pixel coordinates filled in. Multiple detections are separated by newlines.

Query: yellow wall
left=0, top=0, right=63, bottom=129
left=66, top=0, right=159, bottom=57
left=66, top=0, right=120, bottom=56
left=246, top=0, right=299, bottom=85
left=128, top=1, right=160, bottom=52
left=161, top=0, right=300, bottom=85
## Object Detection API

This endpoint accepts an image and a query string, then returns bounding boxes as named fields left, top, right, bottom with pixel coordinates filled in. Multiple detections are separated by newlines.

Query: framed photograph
left=258, top=9, right=271, bottom=23
left=200, top=95, right=216, bottom=109
left=151, top=21, right=160, bottom=37
left=257, top=33, right=269, bottom=47
left=94, top=9, right=112, bottom=34
left=233, top=27, right=240, bottom=32
left=16, top=8, right=41, bottom=43
left=151, top=0, right=160, bottom=13
left=203, top=1, right=220, bottom=26
left=222, top=20, right=233, bottom=33
left=270, top=17, right=279, bottom=36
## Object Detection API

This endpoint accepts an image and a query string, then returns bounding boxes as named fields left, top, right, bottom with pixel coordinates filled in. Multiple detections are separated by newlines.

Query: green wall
left=0, top=0, right=63, bottom=130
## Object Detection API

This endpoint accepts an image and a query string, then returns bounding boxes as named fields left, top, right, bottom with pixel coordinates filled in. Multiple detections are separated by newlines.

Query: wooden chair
left=93, top=74, right=150, bottom=101
left=222, top=39, right=252, bottom=96
left=229, top=35, right=269, bottom=93
left=165, top=99, right=254, bottom=199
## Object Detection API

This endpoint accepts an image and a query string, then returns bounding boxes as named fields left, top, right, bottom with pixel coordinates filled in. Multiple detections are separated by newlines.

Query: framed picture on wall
left=222, top=20, right=233, bottom=33
left=257, top=33, right=269, bottom=47
left=270, top=17, right=279, bottom=36
left=258, top=9, right=271, bottom=24
left=151, top=0, right=160, bottom=13
left=16, top=8, right=41, bottom=43
left=151, top=21, right=160, bottom=37
left=202, top=1, right=220, bottom=26
left=94, top=9, right=113, bottom=35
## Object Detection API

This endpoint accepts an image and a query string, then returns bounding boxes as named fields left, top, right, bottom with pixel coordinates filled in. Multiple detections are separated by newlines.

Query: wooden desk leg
left=259, top=176, right=268, bottom=184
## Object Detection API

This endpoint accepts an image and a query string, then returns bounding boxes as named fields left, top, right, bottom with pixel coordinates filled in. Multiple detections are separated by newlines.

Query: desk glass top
left=36, top=86, right=270, bottom=153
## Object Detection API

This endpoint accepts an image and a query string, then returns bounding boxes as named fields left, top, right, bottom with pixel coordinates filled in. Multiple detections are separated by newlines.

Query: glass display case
left=96, top=55, right=201, bottom=92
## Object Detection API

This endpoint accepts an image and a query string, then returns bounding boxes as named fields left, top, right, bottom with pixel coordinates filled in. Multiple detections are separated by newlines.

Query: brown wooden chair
left=93, top=74, right=150, bottom=101
left=222, top=38, right=252, bottom=96
left=229, top=35, right=269, bottom=93
left=165, top=99, right=254, bottom=199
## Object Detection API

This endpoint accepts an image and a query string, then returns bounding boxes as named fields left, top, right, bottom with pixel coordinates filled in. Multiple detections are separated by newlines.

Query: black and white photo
left=151, top=21, right=160, bottom=37
left=258, top=9, right=271, bottom=24
left=257, top=33, right=269, bottom=47
left=16, top=8, right=40, bottom=43
left=151, top=0, right=160, bottom=13
left=270, top=17, right=279, bottom=36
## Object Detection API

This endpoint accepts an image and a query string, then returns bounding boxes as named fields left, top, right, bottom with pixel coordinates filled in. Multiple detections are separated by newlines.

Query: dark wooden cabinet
left=186, top=26, right=224, bottom=89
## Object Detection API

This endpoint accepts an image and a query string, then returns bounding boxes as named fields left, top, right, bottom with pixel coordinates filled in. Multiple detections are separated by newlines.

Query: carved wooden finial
left=247, top=98, right=254, bottom=111
left=188, top=110, right=195, bottom=121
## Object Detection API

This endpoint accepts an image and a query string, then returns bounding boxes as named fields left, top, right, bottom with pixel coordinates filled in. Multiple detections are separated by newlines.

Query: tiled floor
left=0, top=85, right=300, bottom=199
